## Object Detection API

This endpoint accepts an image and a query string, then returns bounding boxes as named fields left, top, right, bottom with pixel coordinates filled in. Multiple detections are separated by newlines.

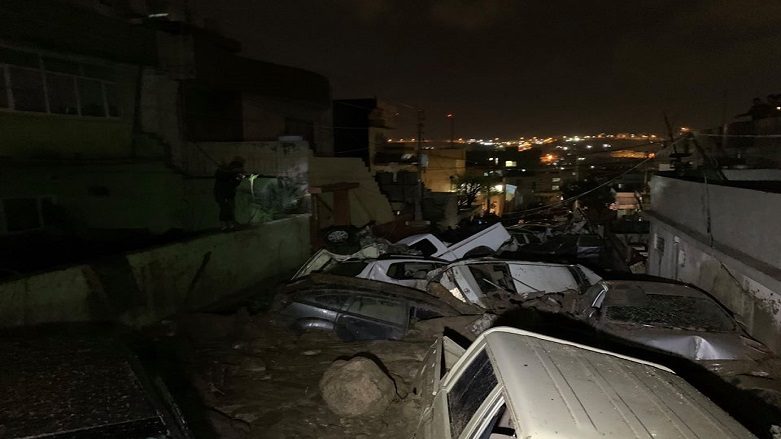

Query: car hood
left=602, top=324, right=771, bottom=361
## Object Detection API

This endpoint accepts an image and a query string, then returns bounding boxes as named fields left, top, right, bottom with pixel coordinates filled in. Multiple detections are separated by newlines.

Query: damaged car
left=294, top=254, right=447, bottom=290
left=273, top=273, right=479, bottom=341
left=413, top=326, right=756, bottom=438
left=396, top=222, right=514, bottom=260
left=573, top=280, right=774, bottom=364
left=429, top=258, right=602, bottom=311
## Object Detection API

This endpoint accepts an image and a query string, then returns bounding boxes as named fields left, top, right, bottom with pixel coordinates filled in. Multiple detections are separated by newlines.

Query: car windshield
left=605, top=294, right=735, bottom=332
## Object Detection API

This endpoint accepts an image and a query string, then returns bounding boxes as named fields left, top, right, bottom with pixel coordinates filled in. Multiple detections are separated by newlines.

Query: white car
left=396, top=223, right=512, bottom=261
left=320, top=256, right=448, bottom=290
left=414, top=327, right=756, bottom=439
left=431, top=258, right=602, bottom=308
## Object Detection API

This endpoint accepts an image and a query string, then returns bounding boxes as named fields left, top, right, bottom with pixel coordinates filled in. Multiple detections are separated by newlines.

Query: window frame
left=0, top=45, right=120, bottom=119
left=444, top=348, right=501, bottom=439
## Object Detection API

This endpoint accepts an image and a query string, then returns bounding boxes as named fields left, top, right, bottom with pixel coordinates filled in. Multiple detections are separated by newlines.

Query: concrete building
left=646, top=115, right=781, bottom=353
left=0, top=0, right=332, bottom=275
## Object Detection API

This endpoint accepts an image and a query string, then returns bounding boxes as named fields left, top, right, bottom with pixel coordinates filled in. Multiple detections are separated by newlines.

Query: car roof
left=285, top=273, right=466, bottom=313
left=445, top=257, right=575, bottom=269
left=475, top=327, right=755, bottom=439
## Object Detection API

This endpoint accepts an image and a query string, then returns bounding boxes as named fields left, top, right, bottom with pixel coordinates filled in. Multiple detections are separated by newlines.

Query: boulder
left=319, top=357, right=395, bottom=417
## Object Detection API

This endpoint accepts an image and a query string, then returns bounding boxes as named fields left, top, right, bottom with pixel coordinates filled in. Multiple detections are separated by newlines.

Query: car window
left=411, top=303, right=446, bottom=321
left=310, top=294, right=351, bottom=310
left=409, top=239, right=438, bottom=256
left=386, top=262, right=442, bottom=279
left=325, top=261, right=369, bottom=276
left=448, top=350, right=499, bottom=439
left=583, top=283, right=606, bottom=308
left=468, top=264, right=516, bottom=293
left=605, top=294, right=735, bottom=332
left=475, top=402, right=515, bottom=439
left=346, top=295, right=407, bottom=326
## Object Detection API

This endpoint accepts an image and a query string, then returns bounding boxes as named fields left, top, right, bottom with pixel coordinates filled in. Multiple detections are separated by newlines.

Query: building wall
left=648, top=219, right=781, bottom=354
left=647, top=174, right=781, bottom=353
left=422, top=148, right=465, bottom=192
left=0, top=52, right=141, bottom=159
left=649, top=175, right=781, bottom=269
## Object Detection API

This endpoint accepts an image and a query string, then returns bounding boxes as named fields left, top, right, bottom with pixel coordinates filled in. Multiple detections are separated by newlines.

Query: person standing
left=214, top=156, right=246, bottom=231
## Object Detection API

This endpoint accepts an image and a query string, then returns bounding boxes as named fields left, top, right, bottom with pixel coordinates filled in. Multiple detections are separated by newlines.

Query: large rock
left=319, top=357, right=395, bottom=417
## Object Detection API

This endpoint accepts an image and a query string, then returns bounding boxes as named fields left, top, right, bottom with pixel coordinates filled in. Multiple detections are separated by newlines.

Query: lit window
left=505, top=160, right=516, bottom=167
left=552, top=177, right=561, bottom=182
left=552, top=185, right=560, bottom=191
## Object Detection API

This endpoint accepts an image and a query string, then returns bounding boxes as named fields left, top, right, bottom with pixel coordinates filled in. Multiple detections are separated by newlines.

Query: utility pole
left=447, top=113, right=455, bottom=148
left=414, top=109, right=425, bottom=221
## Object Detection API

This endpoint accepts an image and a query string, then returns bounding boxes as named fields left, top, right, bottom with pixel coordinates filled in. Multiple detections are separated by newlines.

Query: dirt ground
left=156, top=311, right=463, bottom=439
left=146, top=305, right=781, bottom=439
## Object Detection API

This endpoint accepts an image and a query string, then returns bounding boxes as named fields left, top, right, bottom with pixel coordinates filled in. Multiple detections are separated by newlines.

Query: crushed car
left=294, top=254, right=447, bottom=290
left=428, top=258, right=602, bottom=312
left=572, top=280, right=774, bottom=364
left=395, top=222, right=514, bottom=260
left=273, top=273, right=481, bottom=341
left=413, top=326, right=757, bottom=438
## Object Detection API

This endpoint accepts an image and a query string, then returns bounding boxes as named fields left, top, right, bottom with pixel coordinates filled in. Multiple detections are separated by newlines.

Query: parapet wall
left=0, top=215, right=310, bottom=328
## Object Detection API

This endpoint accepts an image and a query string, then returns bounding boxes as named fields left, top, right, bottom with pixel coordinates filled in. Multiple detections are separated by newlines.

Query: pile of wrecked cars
left=277, top=221, right=781, bottom=435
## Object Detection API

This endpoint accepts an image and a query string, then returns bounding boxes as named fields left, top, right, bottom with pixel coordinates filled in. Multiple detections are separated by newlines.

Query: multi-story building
left=0, top=0, right=333, bottom=271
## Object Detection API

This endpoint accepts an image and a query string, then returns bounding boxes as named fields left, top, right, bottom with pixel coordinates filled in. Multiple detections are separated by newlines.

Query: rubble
left=319, top=356, right=396, bottom=418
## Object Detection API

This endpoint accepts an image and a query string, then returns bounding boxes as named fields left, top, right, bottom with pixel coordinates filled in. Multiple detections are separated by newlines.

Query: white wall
left=648, top=219, right=781, bottom=354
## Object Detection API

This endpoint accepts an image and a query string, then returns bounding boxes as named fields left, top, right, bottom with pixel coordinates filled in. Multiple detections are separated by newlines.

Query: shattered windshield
left=605, top=294, right=735, bottom=332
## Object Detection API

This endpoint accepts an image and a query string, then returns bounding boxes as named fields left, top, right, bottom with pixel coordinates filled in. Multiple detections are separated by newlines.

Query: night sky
left=196, top=0, right=781, bottom=139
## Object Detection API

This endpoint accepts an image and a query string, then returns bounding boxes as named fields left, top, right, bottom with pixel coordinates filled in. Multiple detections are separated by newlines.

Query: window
left=448, top=350, right=499, bottom=439
left=325, top=261, right=369, bottom=277
left=551, top=185, right=560, bottom=191
left=552, top=177, right=561, bottom=182
left=0, top=68, right=8, bottom=108
left=386, top=262, right=441, bottom=280
left=9, top=67, right=45, bottom=112
left=0, top=46, right=118, bottom=118
left=311, top=294, right=350, bottom=310
left=0, top=197, right=54, bottom=232
left=46, top=73, right=78, bottom=115
left=347, top=296, right=407, bottom=326
left=411, top=303, right=445, bottom=321
left=409, top=239, right=438, bottom=257
left=468, top=264, right=516, bottom=293
left=78, top=78, right=106, bottom=116
left=655, top=234, right=665, bottom=253
left=504, top=160, right=516, bottom=167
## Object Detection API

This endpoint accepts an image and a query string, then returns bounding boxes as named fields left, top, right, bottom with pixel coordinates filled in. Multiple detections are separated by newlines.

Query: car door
left=335, top=294, right=409, bottom=340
